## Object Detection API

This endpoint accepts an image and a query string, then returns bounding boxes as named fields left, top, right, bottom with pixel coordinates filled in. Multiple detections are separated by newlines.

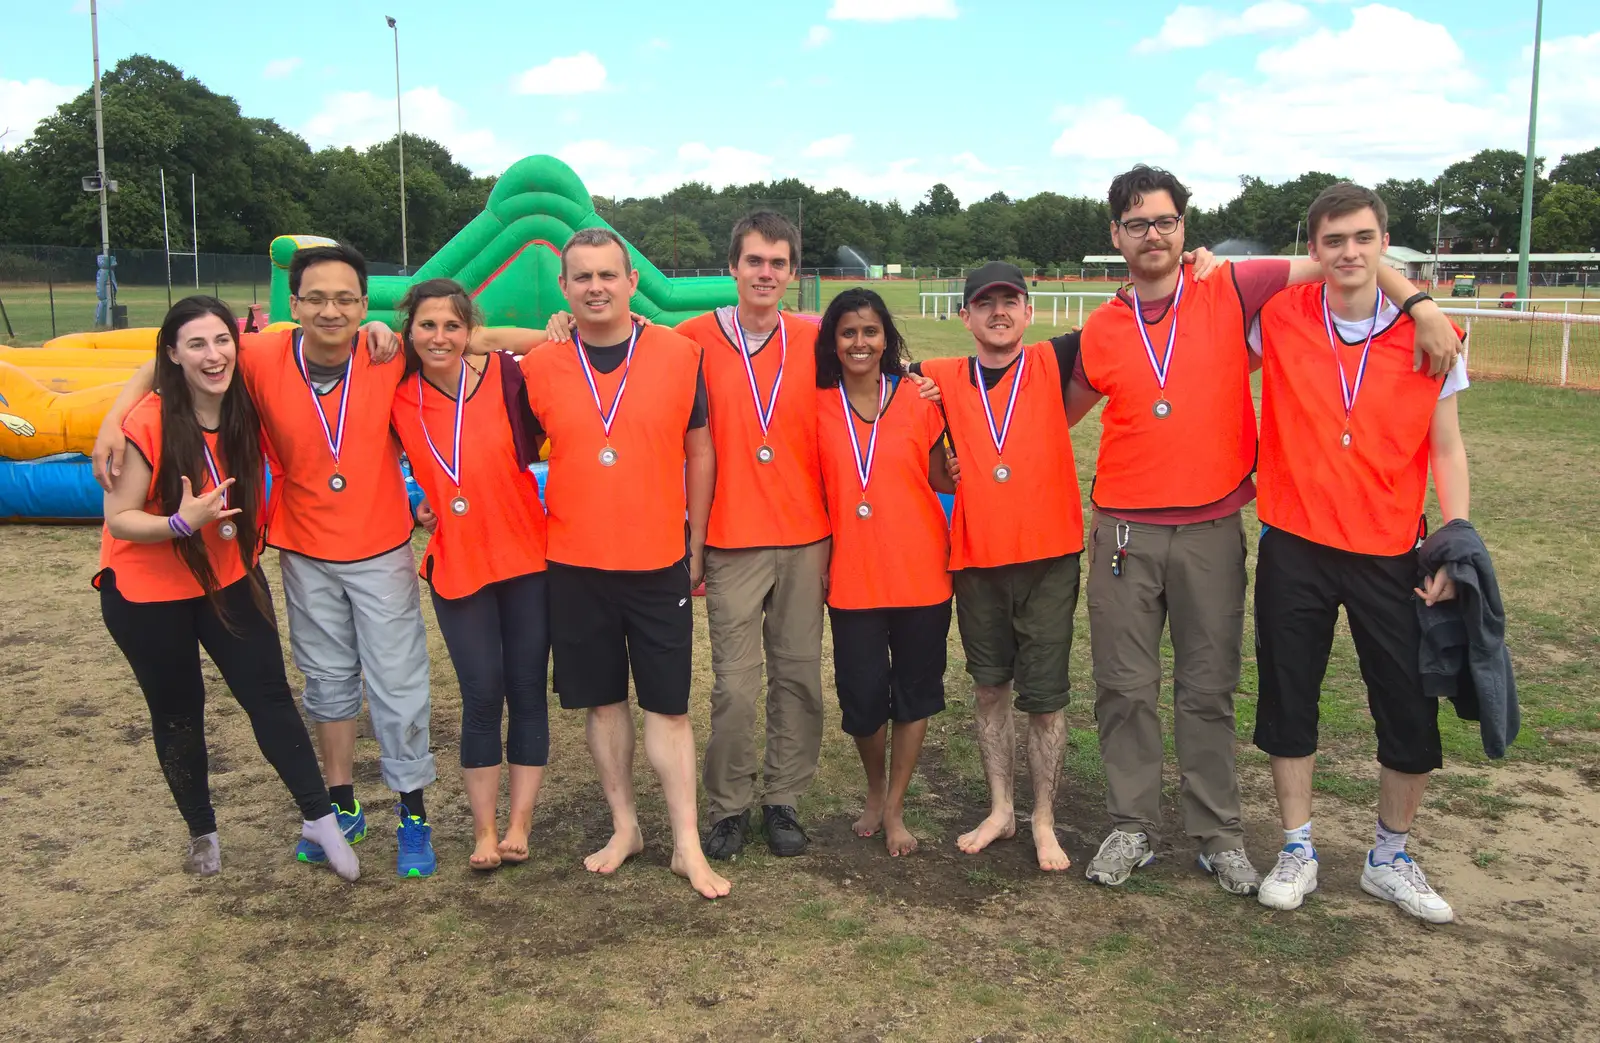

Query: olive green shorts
left=952, top=553, right=1081, bottom=714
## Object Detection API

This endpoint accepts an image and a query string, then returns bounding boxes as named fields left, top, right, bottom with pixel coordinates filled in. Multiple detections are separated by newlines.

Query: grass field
left=2, top=346, right=1596, bottom=1041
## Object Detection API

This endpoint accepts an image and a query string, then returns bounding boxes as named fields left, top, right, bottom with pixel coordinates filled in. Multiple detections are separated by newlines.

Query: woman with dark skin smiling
left=813, top=288, right=956, bottom=856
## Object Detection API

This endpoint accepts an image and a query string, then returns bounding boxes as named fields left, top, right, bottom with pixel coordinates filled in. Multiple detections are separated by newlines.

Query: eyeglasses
left=1117, top=215, right=1181, bottom=238
left=293, top=294, right=366, bottom=309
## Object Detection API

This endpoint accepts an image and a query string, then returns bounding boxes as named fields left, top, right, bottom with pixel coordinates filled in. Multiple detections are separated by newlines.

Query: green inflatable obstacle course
left=269, top=154, right=737, bottom=330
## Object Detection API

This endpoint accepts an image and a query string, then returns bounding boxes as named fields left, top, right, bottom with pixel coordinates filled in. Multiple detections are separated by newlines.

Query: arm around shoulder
left=92, top=359, right=156, bottom=491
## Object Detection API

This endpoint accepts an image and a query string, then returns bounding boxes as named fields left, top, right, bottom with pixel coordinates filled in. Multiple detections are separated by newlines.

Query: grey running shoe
left=184, top=832, right=221, bottom=877
left=1198, top=847, right=1261, bottom=896
left=1085, top=829, right=1153, bottom=886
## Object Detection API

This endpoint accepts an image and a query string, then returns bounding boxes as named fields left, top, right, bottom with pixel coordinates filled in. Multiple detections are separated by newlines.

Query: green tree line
left=1, top=55, right=1596, bottom=271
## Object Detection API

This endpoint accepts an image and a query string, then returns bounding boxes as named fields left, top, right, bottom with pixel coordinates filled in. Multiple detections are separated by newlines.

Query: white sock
left=1372, top=818, right=1409, bottom=864
left=1283, top=820, right=1313, bottom=856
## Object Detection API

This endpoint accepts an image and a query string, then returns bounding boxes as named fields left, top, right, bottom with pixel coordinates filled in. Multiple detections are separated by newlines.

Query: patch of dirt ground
left=1, top=526, right=1596, bottom=1042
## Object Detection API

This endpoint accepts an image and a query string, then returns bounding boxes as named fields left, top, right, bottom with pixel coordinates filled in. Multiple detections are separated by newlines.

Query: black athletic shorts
left=827, top=600, right=952, bottom=737
left=1252, top=526, right=1442, bottom=775
left=548, top=558, right=693, bottom=716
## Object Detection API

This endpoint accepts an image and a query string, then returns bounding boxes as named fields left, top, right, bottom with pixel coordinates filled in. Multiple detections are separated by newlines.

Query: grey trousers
left=279, top=545, right=436, bottom=794
left=1086, top=511, right=1247, bottom=855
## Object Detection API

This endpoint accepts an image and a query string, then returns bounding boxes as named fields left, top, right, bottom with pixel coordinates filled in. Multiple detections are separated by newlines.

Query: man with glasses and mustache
left=1066, top=165, right=1460, bottom=895
left=92, top=243, right=441, bottom=878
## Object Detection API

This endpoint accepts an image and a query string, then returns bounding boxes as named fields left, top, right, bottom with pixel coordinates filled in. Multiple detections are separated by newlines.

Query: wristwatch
left=1400, top=291, right=1433, bottom=315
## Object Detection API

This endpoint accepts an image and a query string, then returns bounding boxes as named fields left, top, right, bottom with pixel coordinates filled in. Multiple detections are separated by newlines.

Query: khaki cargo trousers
left=1087, top=511, right=1248, bottom=856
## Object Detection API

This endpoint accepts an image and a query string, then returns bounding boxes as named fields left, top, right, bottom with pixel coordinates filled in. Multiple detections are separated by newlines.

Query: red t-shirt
left=1072, top=259, right=1289, bottom=524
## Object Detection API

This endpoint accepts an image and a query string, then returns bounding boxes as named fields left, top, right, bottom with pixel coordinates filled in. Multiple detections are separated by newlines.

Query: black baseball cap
left=963, top=261, right=1029, bottom=307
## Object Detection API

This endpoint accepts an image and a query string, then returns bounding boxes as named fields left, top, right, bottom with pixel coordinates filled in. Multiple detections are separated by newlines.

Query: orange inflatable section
left=0, top=360, right=123, bottom=459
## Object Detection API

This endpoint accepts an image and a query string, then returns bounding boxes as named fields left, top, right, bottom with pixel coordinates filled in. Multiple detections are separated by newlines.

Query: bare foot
left=497, top=825, right=530, bottom=864
left=853, top=799, right=884, bottom=838
left=469, top=833, right=502, bottom=871
left=671, top=847, right=732, bottom=900
left=884, top=813, right=918, bottom=857
left=957, top=812, right=1016, bottom=854
left=583, top=827, right=644, bottom=875
left=1033, top=827, right=1072, bottom=871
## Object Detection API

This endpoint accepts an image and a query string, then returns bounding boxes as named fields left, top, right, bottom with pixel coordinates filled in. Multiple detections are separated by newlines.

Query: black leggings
left=430, top=571, right=551, bottom=768
left=100, top=568, right=334, bottom=837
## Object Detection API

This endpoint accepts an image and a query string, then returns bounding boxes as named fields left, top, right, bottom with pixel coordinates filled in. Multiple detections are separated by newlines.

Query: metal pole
left=161, top=167, right=172, bottom=308
left=90, top=0, right=113, bottom=310
left=49, top=280, right=57, bottom=339
left=387, top=16, right=408, bottom=272
left=190, top=172, right=198, bottom=288
left=1515, top=0, right=1543, bottom=307
left=1433, top=177, right=1444, bottom=291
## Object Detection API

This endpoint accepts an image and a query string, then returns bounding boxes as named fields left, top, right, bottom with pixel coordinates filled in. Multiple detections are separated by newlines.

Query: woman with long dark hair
left=814, top=287, right=955, bottom=857
left=391, top=278, right=551, bottom=871
left=97, top=295, right=358, bottom=881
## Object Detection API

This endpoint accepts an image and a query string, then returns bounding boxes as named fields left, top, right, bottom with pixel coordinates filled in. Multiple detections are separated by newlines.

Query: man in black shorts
left=519, top=227, right=729, bottom=899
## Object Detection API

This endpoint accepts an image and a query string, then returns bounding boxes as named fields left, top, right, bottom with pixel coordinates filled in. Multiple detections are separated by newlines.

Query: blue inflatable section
left=0, top=455, right=102, bottom=521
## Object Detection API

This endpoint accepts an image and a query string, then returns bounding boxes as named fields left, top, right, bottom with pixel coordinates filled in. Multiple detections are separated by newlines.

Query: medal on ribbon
left=201, top=441, right=236, bottom=541
left=839, top=376, right=890, bottom=520
left=975, top=352, right=1024, bottom=482
left=1321, top=286, right=1383, bottom=450
left=416, top=363, right=470, bottom=517
left=575, top=324, right=639, bottom=467
left=294, top=329, right=354, bottom=492
left=733, top=309, right=786, bottom=463
left=1130, top=271, right=1185, bottom=419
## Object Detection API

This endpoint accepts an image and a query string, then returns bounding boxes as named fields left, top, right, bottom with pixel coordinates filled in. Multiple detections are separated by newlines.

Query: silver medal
left=599, top=445, right=619, bottom=467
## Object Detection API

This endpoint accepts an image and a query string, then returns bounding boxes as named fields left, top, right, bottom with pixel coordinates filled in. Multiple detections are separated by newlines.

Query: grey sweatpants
left=279, top=545, right=436, bottom=794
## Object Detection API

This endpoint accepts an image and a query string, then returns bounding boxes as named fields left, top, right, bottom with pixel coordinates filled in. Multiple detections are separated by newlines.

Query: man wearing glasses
left=1067, top=165, right=1460, bottom=895
left=91, top=244, right=439, bottom=878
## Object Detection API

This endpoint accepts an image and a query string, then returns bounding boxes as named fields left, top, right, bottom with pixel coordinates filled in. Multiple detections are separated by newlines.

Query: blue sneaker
left=395, top=804, right=436, bottom=878
left=295, top=801, right=367, bottom=864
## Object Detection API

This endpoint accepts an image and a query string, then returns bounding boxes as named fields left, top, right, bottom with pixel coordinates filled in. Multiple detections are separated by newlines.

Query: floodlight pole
left=387, top=15, right=408, bottom=272
left=1433, top=177, right=1444, bottom=290
left=90, top=0, right=113, bottom=307
left=1515, top=0, right=1543, bottom=306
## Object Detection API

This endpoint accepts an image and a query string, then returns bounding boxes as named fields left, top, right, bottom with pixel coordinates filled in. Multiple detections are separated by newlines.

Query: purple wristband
left=169, top=514, right=194, bottom=538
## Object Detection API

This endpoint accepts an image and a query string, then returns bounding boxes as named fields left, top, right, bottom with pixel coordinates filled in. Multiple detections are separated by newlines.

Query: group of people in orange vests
left=90, top=164, right=1472, bottom=922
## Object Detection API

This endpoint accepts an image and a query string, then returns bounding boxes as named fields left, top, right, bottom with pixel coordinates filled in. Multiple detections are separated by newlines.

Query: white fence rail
left=1440, top=307, right=1600, bottom=388
left=919, top=291, right=1116, bottom=327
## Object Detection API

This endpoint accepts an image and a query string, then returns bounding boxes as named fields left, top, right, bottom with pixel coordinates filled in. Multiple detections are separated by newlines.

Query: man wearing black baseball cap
left=914, top=261, right=1091, bottom=871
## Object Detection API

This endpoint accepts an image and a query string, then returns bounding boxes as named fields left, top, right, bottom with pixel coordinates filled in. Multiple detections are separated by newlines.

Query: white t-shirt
left=1248, top=297, right=1469, bottom=400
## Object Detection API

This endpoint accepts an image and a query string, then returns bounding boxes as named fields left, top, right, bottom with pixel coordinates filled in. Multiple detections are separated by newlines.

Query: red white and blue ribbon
left=415, top=363, right=467, bottom=490
left=733, top=309, right=786, bottom=441
left=1130, top=269, right=1186, bottom=393
left=1321, top=285, right=1384, bottom=423
left=574, top=324, right=639, bottom=440
left=839, top=376, right=890, bottom=500
left=975, top=349, right=1025, bottom=460
left=200, top=441, right=228, bottom=509
left=294, top=329, right=353, bottom=467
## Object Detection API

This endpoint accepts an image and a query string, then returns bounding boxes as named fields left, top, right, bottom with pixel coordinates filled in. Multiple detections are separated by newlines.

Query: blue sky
left=3, top=0, right=1597, bottom=208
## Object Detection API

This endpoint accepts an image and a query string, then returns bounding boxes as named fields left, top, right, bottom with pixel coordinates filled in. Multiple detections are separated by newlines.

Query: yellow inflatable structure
left=0, top=360, right=123, bottom=459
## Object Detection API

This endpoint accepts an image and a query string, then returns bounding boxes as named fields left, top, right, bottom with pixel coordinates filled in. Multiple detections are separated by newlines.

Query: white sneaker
left=1257, top=843, right=1318, bottom=911
left=1360, top=851, right=1454, bottom=924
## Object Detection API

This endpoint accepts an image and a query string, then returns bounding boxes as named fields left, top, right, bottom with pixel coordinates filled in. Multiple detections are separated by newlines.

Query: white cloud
left=1051, top=98, right=1179, bottom=162
left=513, top=52, right=608, bottom=96
left=555, top=140, right=774, bottom=198
left=262, top=57, right=302, bottom=79
left=805, top=25, right=833, bottom=48
left=1044, top=6, right=1600, bottom=209
left=952, top=151, right=993, bottom=174
left=827, top=0, right=958, bottom=21
left=302, top=87, right=518, bottom=175
left=646, top=38, right=670, bottom=51
left=1134, top=1, right=1309, bottom=53
left=0, top=78, right=80, bottom=150
left=804, top=133, right=853, bottom=158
